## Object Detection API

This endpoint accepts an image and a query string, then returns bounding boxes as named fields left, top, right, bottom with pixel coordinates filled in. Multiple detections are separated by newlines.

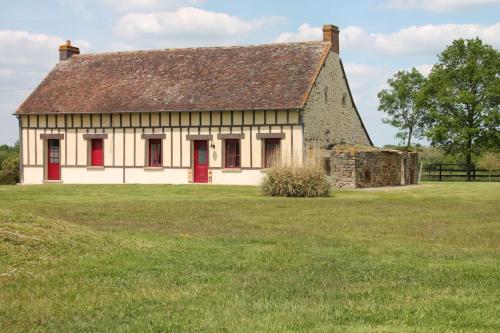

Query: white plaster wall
left=22, top=167, right=44, bottom=184
left=21, top=129, right=28, bottom=166
left=171, top=128, right=181, bottom=167
left=28, top=129, right=36, bottom=164
left=114, top=129, right=124, bottom=166
left=163, top=128, right=172, bottom=167
left=181, top=130, right=190, bottom=167
left=66, top=129, right=76, bottom=165
left=211, top=170, right=265, bottom=185
left=125, top=168, right=188, bottom=184
left=62, top=167, right=123, bottom=184
left=104, top=128, right=114, bottom=165
left=241, top=127, right=251, bottom=168
left=251, top=129, right=262, bottom=168
left=76, top=130, right=87, bottom=165
left=35, top=129, right=43, bottom=165
left=124, top=128, right=135, bottom=166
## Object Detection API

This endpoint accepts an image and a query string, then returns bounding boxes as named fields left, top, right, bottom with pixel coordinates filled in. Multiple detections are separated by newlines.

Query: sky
left=1, top=0, right=499, bottom=146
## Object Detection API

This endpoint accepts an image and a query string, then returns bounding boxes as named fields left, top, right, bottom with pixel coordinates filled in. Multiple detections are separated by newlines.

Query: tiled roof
left=17, top=42, right=331, bottom=114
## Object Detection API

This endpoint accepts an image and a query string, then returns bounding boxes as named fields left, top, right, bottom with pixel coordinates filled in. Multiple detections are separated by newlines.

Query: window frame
left=148, top=138, right=162, bottom=167
left=224, top=139, right=241, bottom=169
left=263, top=138, right=281, bottom=168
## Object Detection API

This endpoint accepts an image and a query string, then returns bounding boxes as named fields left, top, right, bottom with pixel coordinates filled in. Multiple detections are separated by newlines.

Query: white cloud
left=0, top=31, right=89, bottom=72
left=276, top=22, right=500, bottom=56
left=384, top=0, right=500, bottom=12
left=275, top=24, right=321, bottom=43
left=0, top=31, right=90, bottom=145
left=415, top=63, right=433, bottom=76
left=101, top=0, right=205, bottom=12
left=341, top=62, right=399, bottom=145
left=0, top=31, right=62, bottom=71
left=114, top=7, right=284, bottom=46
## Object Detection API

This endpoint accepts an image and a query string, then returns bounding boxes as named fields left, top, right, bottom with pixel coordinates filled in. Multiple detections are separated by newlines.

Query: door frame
left=39, top=133, right=64, bottom=183
left=45, top=138, right=61, bottom=181
left=192, top=140, right=209, bottom=183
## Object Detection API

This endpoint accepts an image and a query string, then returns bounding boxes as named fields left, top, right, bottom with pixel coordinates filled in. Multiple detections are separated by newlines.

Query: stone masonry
left=329, top=145, right=418, bottom=188
left=302, top=50, right=372, bottom=149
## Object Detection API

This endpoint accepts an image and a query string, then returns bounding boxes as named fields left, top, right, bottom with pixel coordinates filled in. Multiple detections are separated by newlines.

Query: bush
left=262, top=166, right=331, bottom=197
left=0, top=154, right=20, bottom=185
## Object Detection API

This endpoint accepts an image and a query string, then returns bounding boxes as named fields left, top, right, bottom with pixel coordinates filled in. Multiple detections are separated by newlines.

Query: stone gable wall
left=302, top=50, right=371, bottom=149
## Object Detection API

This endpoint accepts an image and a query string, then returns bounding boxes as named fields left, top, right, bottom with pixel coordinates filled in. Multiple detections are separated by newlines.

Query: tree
left=378, top=68, right=426, bottom=149
left=418, top=38, right=500, bottom=180
left=0, top=144, right=18, bottom=165
left=0, top=154, right=19, bottom=185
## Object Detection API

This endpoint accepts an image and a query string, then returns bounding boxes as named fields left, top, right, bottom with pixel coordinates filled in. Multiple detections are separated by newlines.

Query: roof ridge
left=74, top=41, right=329, bottom=58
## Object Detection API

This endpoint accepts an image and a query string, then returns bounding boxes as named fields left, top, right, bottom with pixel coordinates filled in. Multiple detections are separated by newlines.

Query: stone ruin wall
left=329, top=147, right=418, bottom=189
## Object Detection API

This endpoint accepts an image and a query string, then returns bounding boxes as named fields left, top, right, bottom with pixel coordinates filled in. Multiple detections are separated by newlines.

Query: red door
left=194, top=140, right=208, bottom=183
left=47, top=139, right=60, bottom=180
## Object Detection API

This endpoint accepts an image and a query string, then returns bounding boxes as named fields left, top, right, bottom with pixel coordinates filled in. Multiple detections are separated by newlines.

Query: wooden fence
left=421, top=163, right=500, bottom=181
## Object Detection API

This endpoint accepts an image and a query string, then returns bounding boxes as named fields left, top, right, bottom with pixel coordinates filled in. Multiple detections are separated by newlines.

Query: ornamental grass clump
left=262, top=166, right=331, bottom=197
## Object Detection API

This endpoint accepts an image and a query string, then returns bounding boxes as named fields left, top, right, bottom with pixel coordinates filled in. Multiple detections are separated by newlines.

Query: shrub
left=0, top=154, right=20, bottom=185
left=262, top=166, right=331, bottom=197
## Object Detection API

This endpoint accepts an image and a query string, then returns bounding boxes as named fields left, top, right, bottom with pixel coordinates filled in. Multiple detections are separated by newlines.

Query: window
left=148, top=139, right=162, bottom=167
left=48, top=139, right=60, bottom=163
left=224, top=139, right=240, bottom=168
left=91, top=139, right=103, bottom=166
left=264, top=138, right=281, bottom=168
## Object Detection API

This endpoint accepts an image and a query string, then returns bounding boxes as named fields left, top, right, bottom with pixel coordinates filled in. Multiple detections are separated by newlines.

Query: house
left=15, top=24, right=372, bottom=185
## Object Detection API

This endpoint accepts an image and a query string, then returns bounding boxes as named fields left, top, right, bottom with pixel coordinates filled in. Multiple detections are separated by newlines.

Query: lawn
left=0, top=183, right=499, bottom=332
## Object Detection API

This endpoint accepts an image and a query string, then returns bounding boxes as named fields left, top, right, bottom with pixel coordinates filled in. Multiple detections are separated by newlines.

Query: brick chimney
left=59, top=40, right=80, bottom=61
left=323, top=24, right=340, bottom=53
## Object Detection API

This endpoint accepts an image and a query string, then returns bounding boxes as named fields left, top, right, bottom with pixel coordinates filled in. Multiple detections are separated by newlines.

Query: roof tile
left=17, top=41, right=331, bottom=114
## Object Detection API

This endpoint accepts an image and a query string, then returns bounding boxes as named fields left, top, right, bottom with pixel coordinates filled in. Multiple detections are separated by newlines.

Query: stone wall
left=329, top=145, right=418, bottom=188
left=302, top=50, right=372, bottom=149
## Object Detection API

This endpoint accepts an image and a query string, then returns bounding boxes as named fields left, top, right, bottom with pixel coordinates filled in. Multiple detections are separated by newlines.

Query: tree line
left=378, top=38, right=499, bottom=180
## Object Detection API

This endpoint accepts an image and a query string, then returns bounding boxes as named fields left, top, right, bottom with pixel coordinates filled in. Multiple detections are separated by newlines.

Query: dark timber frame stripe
left=256, top=133, right=285, bottom=140
left=19, top=111, right=300, bottom=130
left=141, top=133, right=166, bottom=140
left=83, top=133, right=109, bottom=140
left=40, top=133, right=64, bottom=140
left=186, top=134, right=213, bottom=141
left=217, top=133, right=245, bottom=140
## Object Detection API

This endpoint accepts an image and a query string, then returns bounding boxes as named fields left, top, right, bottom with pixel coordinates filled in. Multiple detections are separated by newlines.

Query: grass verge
left=0, top=183, right=499, bottom=332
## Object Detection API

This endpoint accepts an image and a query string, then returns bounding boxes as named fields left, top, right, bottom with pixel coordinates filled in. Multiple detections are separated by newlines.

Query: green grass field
left=0, top=183, right=499, bottom=332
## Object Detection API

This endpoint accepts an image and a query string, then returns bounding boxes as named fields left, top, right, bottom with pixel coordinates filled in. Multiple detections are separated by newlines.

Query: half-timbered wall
left=20, top=110, right=303, bottom=185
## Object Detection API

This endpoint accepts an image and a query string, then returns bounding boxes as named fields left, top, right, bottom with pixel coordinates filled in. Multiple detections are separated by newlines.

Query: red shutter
left=91, top=139, right=103, bottom=166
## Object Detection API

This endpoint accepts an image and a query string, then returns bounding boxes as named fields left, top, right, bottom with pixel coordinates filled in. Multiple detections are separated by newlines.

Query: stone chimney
left=323, top=24, right=340, bottom=54
left=59, top=40, right=80, bottom=61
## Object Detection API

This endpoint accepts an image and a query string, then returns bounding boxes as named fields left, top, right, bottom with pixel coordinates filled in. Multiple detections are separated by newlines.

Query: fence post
left=439, top=163, right=442, bottom=181
left=418, top=162, right=423, bottom=183
left=473, top=164, right=476, bottom=181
